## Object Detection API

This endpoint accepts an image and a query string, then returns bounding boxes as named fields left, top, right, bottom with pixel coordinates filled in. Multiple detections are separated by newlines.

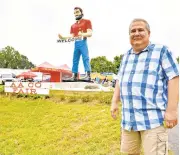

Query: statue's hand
left=58, top=34, right=65, bottom=40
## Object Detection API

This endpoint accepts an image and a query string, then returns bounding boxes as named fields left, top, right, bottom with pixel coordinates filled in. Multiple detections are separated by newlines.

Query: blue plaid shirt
left=118, top=43, right=179, bottom=131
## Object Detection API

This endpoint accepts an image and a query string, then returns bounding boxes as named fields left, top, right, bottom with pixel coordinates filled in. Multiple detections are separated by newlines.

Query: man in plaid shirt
left=111, top=18, right=179, bottom=154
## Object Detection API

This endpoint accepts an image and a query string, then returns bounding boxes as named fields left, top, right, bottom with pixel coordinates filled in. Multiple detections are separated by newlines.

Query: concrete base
left=49, top=82, right=112, bottom=91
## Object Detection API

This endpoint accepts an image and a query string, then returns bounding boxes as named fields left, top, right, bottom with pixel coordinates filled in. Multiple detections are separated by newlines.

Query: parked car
left=0, top=72, right=17, bottom=85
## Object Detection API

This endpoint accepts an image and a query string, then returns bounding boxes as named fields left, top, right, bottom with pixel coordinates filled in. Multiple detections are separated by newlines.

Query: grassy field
left=0, top=88, right=122, bottom=155
left=0, top=85, right=173, bottom=155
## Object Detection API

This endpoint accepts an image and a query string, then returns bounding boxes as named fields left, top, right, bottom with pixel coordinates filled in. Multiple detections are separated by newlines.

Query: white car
left=0, top=73, right=17, bottom=85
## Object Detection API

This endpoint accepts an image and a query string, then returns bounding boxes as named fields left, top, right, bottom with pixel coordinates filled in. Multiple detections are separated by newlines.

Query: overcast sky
left=0, top=0, right=179, bottom=73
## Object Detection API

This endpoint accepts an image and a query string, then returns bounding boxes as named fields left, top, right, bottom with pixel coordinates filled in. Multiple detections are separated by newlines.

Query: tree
left=90, top=56, right=115, bottom=73
left=90, top=54, right=178, bottom=74
left=113, top=54, right=123, bottom=74
left=90, top=54, right=124, bottom=74
left=0, top=46, right=35, bottom=69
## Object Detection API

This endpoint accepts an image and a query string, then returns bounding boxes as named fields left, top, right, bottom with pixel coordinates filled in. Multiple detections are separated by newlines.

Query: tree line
left=90, top=54, right=179, bottom=74
left=0, top=46, right=35, bottom=69
left=90, top=55, right=123, bottom=74
left=0, top=46, right=179, bottom=74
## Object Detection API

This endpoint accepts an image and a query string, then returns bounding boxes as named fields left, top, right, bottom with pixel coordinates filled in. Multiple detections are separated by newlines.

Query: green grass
left=0, top=93, right=121, bottom=155
left=0, top=85, right=4, bottom=93
left=0, top=89, right=174, bottom=155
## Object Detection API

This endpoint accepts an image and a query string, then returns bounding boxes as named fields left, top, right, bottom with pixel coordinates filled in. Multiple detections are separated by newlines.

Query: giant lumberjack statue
left=58, top=7, right=92, bottom=82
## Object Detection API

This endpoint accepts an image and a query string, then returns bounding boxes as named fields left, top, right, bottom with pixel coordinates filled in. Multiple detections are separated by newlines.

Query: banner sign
left=5, top=82, right=50, bottom=95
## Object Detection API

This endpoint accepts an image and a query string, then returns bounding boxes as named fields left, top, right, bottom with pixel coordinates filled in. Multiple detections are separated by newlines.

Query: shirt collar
left=129, top=42, right=152, bottom=54
left=76, top=19, right=83, bottom=24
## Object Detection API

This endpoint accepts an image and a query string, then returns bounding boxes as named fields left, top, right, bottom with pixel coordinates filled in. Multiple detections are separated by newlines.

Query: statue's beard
left=75, top=14, right=83, bottom=20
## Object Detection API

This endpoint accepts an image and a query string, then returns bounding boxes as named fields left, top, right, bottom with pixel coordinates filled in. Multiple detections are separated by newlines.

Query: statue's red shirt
left=70, top=19, right=92, bottom=37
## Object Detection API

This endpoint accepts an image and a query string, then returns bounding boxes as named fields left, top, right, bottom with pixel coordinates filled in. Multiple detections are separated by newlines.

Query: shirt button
left=131, top=71, right=134, bottom=74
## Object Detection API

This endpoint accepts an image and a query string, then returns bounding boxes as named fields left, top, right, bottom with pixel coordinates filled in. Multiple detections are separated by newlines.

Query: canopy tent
left=57, top=64, right=71, bottom=71
left=16, top=71, right=37, bottom=79
left=34, top=62, right=58, bottom=70
left=31, top=62, right=72, bottom=82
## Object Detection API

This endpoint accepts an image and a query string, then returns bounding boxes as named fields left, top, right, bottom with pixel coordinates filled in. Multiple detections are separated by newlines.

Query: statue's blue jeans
left=72, top=39, right=91, bottom=73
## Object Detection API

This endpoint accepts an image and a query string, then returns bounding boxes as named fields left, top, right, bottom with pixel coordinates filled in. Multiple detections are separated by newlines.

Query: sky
left=0, top=0, right=180, bottom=73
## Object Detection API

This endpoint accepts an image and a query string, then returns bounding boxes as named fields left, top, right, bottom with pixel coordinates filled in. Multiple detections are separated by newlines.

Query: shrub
left=99, top=94, right=112, bottom=104
left=44, top=95, right=50, bottom=99
left=0, top=85, right=4, bottom=93
left=68, top=95, right=78, bottom=102
left=59, top=95, right=66, bottom=101
left=33, top=95, right=42, bottom=100
left=84, top=85, right=99, bottom=89
left=16, top=94, right=24, bottom=98
left=24, top=94, right=30, bottom=98
left=81, top=95, right=91, bottom=103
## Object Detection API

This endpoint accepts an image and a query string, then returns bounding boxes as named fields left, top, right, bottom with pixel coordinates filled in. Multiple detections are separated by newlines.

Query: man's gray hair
left=129, top=18, right=150, bottom=33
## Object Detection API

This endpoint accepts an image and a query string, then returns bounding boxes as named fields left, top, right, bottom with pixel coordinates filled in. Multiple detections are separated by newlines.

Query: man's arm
left=167, top=76, right=179, bottom=110
left=165, top=76, right=179, bottom=128
left=111, top=80, right=120, bottom=119
left=78, top=29, right=92, bottom=37
left=160, top=47, right=179, bottom=128
left=78, top=19, right=92, bottom=37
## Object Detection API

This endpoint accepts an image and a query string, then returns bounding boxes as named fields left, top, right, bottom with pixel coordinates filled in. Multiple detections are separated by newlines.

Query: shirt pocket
left=157, top=132, right=168, bottom=155
left=137, top=62, right=159, bottom=75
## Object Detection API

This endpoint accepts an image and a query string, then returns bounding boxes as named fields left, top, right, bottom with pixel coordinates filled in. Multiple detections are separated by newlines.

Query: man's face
left=129, top=21, right=150, bottom=48
left=74, top=9, right=82, bottom=19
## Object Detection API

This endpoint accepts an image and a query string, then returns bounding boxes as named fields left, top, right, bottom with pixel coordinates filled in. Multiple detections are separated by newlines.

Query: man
left=58, top=7, right=92, bottom=81
left=111, top=18, right=179, bottom=155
